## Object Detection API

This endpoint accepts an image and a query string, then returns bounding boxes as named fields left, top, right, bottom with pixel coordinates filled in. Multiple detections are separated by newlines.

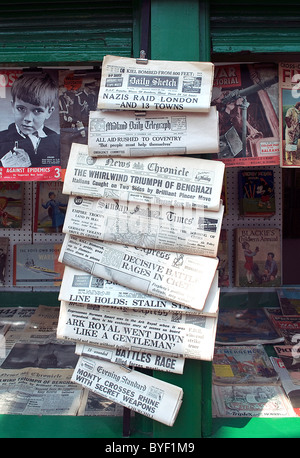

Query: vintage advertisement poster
left=0, top=69, right=61, bottom=181
left=72, top=356, right=183, bottom=426
left=59, top=234, right=219, bottom=311
left=63, top=143, right=225, bottom=211
left=212, top=63, right=279, bottom=167
left=88, top=107, right=219, bottom=157
left=98, top=55, right=214, bottom=112
left=59, top=266, right=220, bottom=317
left=63, top=195, right=224, bottom=257
left=279, top=62, right=300, bottom=167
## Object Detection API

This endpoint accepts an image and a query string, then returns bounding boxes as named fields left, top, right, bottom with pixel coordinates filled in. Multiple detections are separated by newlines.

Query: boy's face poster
left=0, top=69, right=61, bottom=181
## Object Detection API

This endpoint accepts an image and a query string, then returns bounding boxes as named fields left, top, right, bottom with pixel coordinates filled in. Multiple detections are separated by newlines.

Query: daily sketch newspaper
left=59, top=266, right=219, bottom=317
left=97, top=55, right=214, bottom=112
left=58, top=234, right=219, bottom=311
left=72, top=356, right=183, bottom=426
left=56, top=298, right=219, bottom=361
left=63, top=143, right=225, bottom=211
left=63, top=195, right=224, bottom=257
left=75, top=343, right=185, bottom=374
left=88, top=107, right=219, bottom=157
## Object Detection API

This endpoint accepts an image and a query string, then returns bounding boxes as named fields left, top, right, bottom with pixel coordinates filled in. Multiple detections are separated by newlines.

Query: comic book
left=238, top=169, right=275, bottom=217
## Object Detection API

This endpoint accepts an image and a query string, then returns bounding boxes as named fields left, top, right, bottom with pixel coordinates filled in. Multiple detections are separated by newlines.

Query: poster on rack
left=211, top=63, right=279, bottom=167
left=279, top=62, right=300, bottom=167
left=0, top=69, right=61, bottom=181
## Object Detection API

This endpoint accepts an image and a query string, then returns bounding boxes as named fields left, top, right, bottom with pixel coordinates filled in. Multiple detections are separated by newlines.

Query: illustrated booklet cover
left=0, top=181, right=24, bottom=228
left=34, top=181, right=68, bottom=233
left=238, top=169, right=275, bottom=217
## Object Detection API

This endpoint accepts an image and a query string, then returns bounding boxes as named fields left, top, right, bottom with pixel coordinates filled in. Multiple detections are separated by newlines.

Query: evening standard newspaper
left=63, top=195, right=224, bottom=257
left=0, top=368, right=83, bottom=415
left=58, top=234, right=219, bottom=311
left=58, top=266, right=219, bottom=317
left=75, top=343, right=185, bottom=374
left=88, top=107, right=219, bottom=157
left=97, top=55, right=214, bottom=112
left=72, top=356, right=183, bottom=426
left=56, top=299, right=219, bottom=361
left=63, top=143, right=225, bottom=211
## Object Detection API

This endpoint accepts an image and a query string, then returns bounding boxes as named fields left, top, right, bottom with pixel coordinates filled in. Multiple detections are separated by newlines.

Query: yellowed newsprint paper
left=58, top=266, right=219, bottom=317
left=72, top=356, right=183, bottom=426
left=75, top=343, right=185, bottom=374
left=58, top=234, right=219, bottom=311
left=88, top=107, right=219, bottom=157
left=57, top=297, right=219, bottom=360
left=97, top=55, right=214, bottom=112
left=63, top=143, right=225, bottom=211
left=63, top=195, right=224, bottom=257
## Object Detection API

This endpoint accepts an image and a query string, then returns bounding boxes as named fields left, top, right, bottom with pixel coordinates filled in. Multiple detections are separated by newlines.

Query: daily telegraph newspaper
left=59, top=234, right=219, bottom=311
left=59, top=266, right=219, bottom=317
left=63, top=143, right=225, bottom=211
left=0, top=368, right=83, bottom=415
left=279, top=62, right=300, bottom=167
left=98, top=55, right=214, bottom=112
left=56, top=299, right=219, bottom=361
left=212, top=63, right=279, bottom=167
left=75, top=343, right=185, bottom=374
left=63, top=195, right=224, bottom=257
left=0, top=69, right=61, bottom=181
left=72, top=356, right=183, bottom=426
left=88, top=107, right=219, bottom=157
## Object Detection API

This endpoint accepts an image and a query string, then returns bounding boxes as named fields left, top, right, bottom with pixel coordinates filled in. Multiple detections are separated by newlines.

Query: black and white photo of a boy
left=0, top=72, right=60, bottom=168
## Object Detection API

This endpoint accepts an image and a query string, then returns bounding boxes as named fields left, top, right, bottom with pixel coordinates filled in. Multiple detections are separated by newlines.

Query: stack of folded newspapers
left=57, top=55, right=224, bottom=426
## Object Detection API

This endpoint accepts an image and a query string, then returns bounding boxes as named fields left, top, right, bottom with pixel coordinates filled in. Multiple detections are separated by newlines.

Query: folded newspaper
left=97, top=54, right=214, bottom=112
left=75, top=343, right=185, bottom=374
left=63, top=195, right=224, bottom=257
left=59, top=266, right=219, bottom=317
left=72, top=356, right=183, bottom=426
left=58, top=234, right=219, bottom=311
left=88, top=107, right=219, bottom=157
left=56, top=299, right=219, bottom=361
left=63, top=143, right=225, bottom=211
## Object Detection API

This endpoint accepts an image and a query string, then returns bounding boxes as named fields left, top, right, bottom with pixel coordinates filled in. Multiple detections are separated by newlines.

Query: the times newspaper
left=72, top=356, right=183, bottom=426
left=88, top=107, right=219, bottom=157
left=59, top=266, right=219, bottom=317
left=97, top=55, right=214, bottom=112
left=63, top=143, right=225, bottom=211
left=63, top=195, right=224, bottom=257
left=58, top=234, right=219, bottom=311
left=75, top=343, right=185, bottom=374
left=279, top=62, right=300, bottom=168
left=57, top=299, right=219, bottom=361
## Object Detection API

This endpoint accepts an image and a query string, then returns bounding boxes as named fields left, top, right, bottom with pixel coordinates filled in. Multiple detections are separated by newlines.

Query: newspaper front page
left=97, top=55, right=214, bottom=113
left=59, top=266, right=219, bottom=317
left=57, top=299, right=219, bottom=361
left=0, top=367, right=83, bottom=415
left=58, top=234, right=219, bottom=311
left=75, top=343, right=185, bottom=374
left=63, top=195, right=224, bottom=257
left=88, top=107, right=219, bottom=157
left=63, top=143, right=225, bottom=211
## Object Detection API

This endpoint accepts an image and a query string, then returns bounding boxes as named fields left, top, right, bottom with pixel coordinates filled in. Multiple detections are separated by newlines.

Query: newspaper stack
left=57, top=55, right=224, bottom=426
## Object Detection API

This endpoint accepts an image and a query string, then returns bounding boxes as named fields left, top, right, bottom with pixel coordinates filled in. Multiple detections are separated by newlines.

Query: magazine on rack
left=63, top=143, right=225, bottom=212
left=34, top=181, right=68, bottom=233
left=0, top=69, right=61, bottom=181
left=98, top=55, right=214, bottom=112
left=0, top=237, right=9, bottom=286
left=0, top=182, right=24, bottom=228
left=238, top=169, right=275, bottom=217
left=213, top=345, right=279, bottom=385
left=273, top=345, right=300, bottom=385
left=279, top=62, right=300, bottom=167
left=58, top=234, right=219, bottom=311
left=57, top=298, right=219, bottom=361
left=59, top=266, right=220, bottom=317
left=63, top=195, right=224, bottom=257
left=212, top=62, right=279, bottom=167
left=75, top=343, right=185, bottom=374
left=267, top=314, right=300, bottom=345
left=88, top=107, right=219, bottom=157
left=72, top=355, right=183, bottom=426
